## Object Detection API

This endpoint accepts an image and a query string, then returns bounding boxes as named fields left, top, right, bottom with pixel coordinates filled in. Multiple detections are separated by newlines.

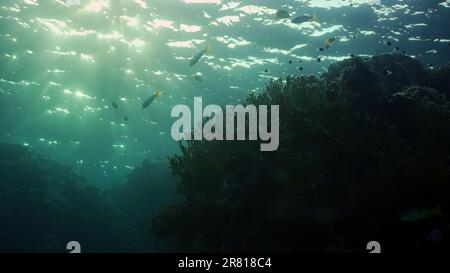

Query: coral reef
left=0, top=144, right=179, bottom=252
left=0, top=143, right=120, bottom=252
left=152, top=54, right=450, bottom=253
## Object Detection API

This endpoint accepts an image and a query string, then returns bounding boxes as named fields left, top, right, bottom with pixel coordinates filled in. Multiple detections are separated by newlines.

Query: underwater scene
left=0, top=0, right=450, bottom=254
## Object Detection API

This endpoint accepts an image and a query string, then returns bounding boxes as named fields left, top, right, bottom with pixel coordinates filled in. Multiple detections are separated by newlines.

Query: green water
left=2, top=0, right=449, bottom=185
left=1, top=0, right=450, bottom=253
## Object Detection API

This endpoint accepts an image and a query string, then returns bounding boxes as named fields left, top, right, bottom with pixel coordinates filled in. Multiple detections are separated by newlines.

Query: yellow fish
left=189, top=46, right=212, bottom=67
left=325, top=37, right=336, bottom=46
left=142, top=90, right=161, bottom=109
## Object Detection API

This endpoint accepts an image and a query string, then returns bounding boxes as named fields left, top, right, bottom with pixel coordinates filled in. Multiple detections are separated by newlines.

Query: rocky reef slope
left=0, top=144, right=179, bottom=252
left=152, top=54, right=450, bottom=253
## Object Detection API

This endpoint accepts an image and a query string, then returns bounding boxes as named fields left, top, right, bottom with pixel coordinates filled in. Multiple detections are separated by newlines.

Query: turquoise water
left=1, top=0, right=449, bottom=186
left=1, top=0, right=450, bottom=253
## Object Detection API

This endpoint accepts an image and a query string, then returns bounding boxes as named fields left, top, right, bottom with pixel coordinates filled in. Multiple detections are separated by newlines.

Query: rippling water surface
left=1, top=0, right=449, bottom=185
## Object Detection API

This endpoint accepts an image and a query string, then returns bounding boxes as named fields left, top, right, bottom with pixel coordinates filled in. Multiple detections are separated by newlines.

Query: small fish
left=383, top=70, right=393, bottom=76
left=324, top=37, right=336, bottom=46
left=276, top=10, right=290, bottom=19
left=399, top=205, right=443, bottom=224
left=124, top=116, right=129, bottom=121
left=289, top=60, right=293, bottom=64
left=317, top=57, right=321, bottom=62
left=142, top=90, right=162, bottom=109
left=264, top=69, right=268, bottom=73
left=350, top=54, right=355, bottom=58
left=298, top=67, right=304, bottom=71
left=291, top=13, right=318, bottom=24
left=111, top=101, right=118, bottom=109
left=194, top=73, right=203, bottom=82
left=189, top=46, right=212, bottom=67
left=318, top=47, right=325, bottom=52
left=386, top=40, right=392, bottom=46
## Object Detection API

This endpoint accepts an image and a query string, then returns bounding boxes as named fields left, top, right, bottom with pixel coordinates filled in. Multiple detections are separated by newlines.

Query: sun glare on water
left=85, top=0, right=109, bottom=12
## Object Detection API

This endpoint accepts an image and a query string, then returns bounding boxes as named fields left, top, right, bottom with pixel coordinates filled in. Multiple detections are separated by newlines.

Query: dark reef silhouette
left=1, top=54, right=449, bottom=253
left=0, top=144, right=179, bottom=252
left=153, top=54, right=450, bottom=253
left=0, top=143, right=120, bottom=252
